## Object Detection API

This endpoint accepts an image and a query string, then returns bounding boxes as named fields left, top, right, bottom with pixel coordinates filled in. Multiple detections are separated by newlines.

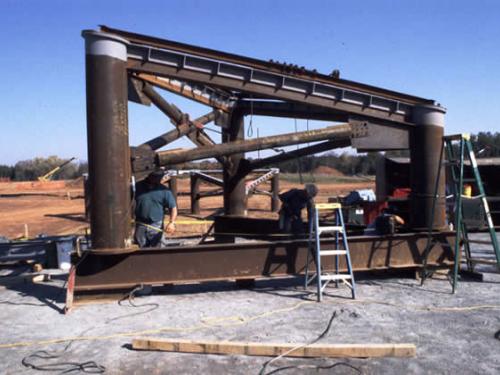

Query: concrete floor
left=0, top=234, right=499, bottom=375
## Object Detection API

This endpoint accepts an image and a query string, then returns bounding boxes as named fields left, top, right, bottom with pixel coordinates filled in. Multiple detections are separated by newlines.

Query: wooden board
left=132, top=338, right=416, bottom=358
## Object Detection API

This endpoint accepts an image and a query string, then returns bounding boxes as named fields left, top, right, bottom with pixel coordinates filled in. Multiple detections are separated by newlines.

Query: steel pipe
left=157, top=123, right=356, bottom=166
left=410, top=104, right=447, bottom=231
left=82, top=30, right=131, bottom=250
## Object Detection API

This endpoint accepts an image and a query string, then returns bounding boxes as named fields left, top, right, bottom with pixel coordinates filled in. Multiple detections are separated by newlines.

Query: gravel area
left=0, top=234, right=499, bottom=374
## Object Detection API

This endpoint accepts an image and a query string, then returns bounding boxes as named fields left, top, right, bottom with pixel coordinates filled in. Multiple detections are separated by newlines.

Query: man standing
left=278, top=183, right=318, bottom=235
left=134, top=171, right=177, bottom=248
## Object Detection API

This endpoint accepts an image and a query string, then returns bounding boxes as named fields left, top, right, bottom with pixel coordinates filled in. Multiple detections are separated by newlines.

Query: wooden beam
left=132, top=338, right=416, bottom=358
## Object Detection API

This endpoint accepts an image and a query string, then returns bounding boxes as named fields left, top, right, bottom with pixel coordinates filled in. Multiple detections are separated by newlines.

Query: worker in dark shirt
left=278, top=184, right=318, bottom=235
left=134, top=171, right=177, bottom=248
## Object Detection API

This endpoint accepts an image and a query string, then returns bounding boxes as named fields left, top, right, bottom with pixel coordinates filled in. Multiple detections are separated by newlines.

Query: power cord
left=21, top=327, right=105, bottom=374
left=105, top=284, right=159, bottom=323
left=258, top=311, right=361, bottom=375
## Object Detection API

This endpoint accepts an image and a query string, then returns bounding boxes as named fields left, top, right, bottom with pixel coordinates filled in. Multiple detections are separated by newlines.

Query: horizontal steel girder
left=72, top=232, right=455, bottom=292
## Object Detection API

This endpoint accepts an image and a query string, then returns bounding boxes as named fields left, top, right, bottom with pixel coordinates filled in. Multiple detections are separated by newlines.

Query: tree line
left=1, top=132, right=498, bottom=181
left=0, top=156, right=88, bottom=181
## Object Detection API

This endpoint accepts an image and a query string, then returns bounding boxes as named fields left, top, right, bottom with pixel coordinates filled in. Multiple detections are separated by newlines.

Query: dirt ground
left=0, top=177, right=374, bottom=239
left=0, top=241, right=499, bottom=374
left=0, top=179, right=499, bottom=374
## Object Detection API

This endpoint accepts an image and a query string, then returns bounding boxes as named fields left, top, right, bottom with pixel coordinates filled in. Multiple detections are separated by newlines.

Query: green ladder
left=304, top=203, right=356, bottom=302
left=421, top=134, right=500, bottom=292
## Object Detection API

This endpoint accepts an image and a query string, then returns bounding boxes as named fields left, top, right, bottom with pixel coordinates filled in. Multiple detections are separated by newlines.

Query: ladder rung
left=444, top=134, right=465, bottom=141
left=468, top=258, right=499, bottom=265
left=464, top=239, right=494, bottom=245
left=321, top=274, right=352, bottom=281
left=320, top=250, right=347, bottom=256
left=465, top=194, right=486, bottom=200
left=318, top=226, right=343, bottom=233
left=315, top=203, right=341, bottom=210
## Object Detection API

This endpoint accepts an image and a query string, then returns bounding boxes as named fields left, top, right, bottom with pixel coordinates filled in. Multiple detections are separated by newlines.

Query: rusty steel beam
left=239, top=100, right=349, bottom=122
left=136, top=73, right=233, bottom=112
left=246, top=139, right=351, bottom=172
left=82, top=31, right=132, bottom=250
left=139, top=111, right=217, bottom=151
left=157, top=123, right=364, bottom=167
left=100, top=25, right=434, bottom=108
left=141, top=83, right=217, bottom=148
left=223, top=109, right=246, bottom=216
left=70, top=231, right=455, bottom=294
left=410, top=105, right=447, bottom=231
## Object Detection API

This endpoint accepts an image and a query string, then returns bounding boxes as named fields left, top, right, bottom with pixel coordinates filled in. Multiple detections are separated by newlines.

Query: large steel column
left=83, top=31, right=131, bottom=249
left=223, top=109, right=247, bottom=216
left=410, top=104, right=446, bottom=231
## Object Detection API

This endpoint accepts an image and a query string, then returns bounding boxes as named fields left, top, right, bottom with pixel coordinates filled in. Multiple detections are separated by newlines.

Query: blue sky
left=1, top=0, right=499, bottom=165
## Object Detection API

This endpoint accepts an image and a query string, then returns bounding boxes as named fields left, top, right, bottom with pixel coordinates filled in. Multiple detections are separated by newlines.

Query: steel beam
left=410, top=105, right=447, bottom=230
left=82, top=30, right=131, bottom=250
left=139, top=111, right=217, bottom=151
left=100, top=26, right=434, bottom=114
left=71, top=231, right=455, bottom=293
left=156, top=123, right=363, bottom=167
left=246, top=139, right=351, bottom=171
left=141, top=83, right=217, bottom=148
left=223, top=109, right=246, bottom=216
left=136, top=73, right=233, bottom=112
left=239, top=100, right=349, bottom=122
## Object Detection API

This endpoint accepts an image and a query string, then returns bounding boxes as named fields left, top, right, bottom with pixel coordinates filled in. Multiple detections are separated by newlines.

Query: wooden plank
left=132, top=338, right=416, bottom=358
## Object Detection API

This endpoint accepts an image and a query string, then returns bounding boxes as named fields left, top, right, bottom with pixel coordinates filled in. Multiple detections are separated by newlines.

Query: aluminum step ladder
left=421, top=134, right=500, bottom=292
left=304, top=203, right=356, bottom=301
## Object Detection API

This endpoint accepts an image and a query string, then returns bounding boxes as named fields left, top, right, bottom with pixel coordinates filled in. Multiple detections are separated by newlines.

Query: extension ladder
left=421, top=134, right=500, bottom=292
left=304, top=203, right=356, bottom=301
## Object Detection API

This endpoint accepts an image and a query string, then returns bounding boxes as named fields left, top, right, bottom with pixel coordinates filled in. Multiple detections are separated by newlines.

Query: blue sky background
left=0, top=0, right=499, bottom=165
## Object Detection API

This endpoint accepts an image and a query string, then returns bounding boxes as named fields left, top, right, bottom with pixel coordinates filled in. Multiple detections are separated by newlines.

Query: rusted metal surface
left=71, top=232, right=455, bottom=293
left=271, top=174, right=280, bottom=212
left=100, top=26, right=434, bottom=108
left=156, top=123, right=363, bottom=167
left=245, top=139, right=351, bottom=171
left=83, top=31, right=131, bottom=250
left=141, top=83, right=217, bottom=149
left=223, top=109, right=246, bottom=216
left=410, top=105, right=446, bottom=231
left=136, top=73, right=232, bottom=112
left=138, top=111, right=217, bottom=151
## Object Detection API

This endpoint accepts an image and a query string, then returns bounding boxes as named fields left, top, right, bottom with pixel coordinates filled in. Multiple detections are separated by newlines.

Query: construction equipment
left=37, top=157, right=76, bottom=182
left=305, top=203, right=356, bottom=301
left=421, top=134, right=500, bottom=292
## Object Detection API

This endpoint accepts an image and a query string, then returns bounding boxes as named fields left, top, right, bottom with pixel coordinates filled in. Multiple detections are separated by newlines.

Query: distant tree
left=470, top=132, right=500, bottom=157
left=13, top=156, right=81, bottom=181
left=0, top=165, right=14, bottom=179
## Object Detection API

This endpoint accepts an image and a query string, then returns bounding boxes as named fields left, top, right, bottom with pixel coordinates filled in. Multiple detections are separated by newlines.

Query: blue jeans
left=135, top=221, right=163, bottom=248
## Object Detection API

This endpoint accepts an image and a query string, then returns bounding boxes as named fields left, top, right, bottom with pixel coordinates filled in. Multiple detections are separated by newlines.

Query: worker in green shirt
left=134, top=171, right=177, bottom=248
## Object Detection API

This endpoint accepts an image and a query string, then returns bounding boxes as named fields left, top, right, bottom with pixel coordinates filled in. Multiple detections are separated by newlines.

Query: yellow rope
left=1, top=298, right=498, bottom=350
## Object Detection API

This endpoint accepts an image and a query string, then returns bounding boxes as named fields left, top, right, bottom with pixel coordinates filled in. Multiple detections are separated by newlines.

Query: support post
left=190, top=174, right=201, bottom=215
left=168, top=176, right=178, bottom=203
left=410, top=104, right=446, bottom=231
left=223, top=108, right=247, bottom=216
left=82, top=30, right=131, bottom=249
left=271, top=173, right=280, bottom=212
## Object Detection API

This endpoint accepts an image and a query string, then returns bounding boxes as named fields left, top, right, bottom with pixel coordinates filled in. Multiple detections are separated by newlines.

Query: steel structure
left=73, top=26, right=449, bottom=301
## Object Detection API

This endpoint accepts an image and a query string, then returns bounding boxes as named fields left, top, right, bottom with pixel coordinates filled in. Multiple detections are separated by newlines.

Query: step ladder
left=304, top=203, right=356, bottom=301
left=421, top=134, right=500, bottom=292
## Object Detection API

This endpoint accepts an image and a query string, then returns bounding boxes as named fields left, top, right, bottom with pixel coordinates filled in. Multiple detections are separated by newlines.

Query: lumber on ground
left=132, top=338, right=416, bottom=358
